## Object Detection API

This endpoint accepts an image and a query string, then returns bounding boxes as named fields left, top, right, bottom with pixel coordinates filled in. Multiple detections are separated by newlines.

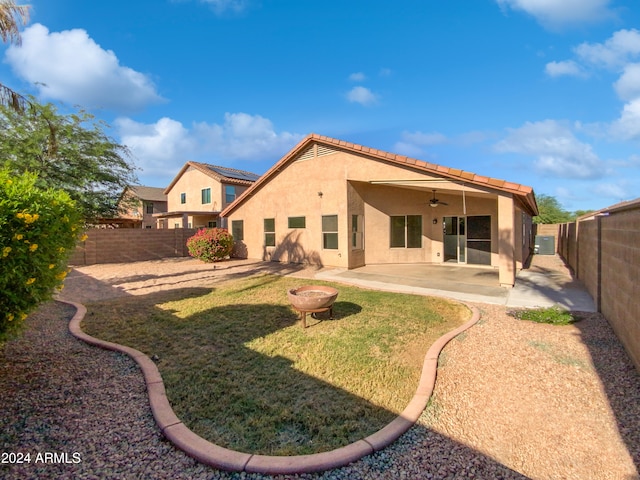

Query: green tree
left=572, top=209, right=595, bottom=219
left=534, top=194, right=573, bottom=224
left=0, top=100, right=138, bottom=220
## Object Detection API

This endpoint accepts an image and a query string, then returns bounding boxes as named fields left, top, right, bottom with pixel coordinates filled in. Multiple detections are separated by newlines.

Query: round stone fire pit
left=287, top=285, right=338, bottom=328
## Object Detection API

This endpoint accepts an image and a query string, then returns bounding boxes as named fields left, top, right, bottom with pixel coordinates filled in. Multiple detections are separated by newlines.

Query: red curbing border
left=63, top=298, right=480, bottom=475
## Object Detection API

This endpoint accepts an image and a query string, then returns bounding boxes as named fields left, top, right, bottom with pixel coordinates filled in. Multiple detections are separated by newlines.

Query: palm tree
left=0, top=0, right=29, bottom=44
left=0, top=0, right=30, bottom=111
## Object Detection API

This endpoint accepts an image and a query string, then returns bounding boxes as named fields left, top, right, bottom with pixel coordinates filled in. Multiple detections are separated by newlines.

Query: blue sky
left=2, top=0, right=640, bottom=212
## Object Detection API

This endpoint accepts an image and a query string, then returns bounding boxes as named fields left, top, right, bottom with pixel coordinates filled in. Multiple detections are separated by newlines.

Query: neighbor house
left=100, top=186, right=167, bottom=228
left=155, top=161, right=260, bottom=229
left=221, top=134, right=538, bottom=287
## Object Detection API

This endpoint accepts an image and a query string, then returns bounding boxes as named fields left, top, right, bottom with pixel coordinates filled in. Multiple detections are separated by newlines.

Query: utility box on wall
left=535, top=235, right=555, bottom=255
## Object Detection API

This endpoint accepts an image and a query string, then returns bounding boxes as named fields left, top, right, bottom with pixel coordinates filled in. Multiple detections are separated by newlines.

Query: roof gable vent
left=317, top=144, right=339, bottom=157
left=295, top=145, right=315, bottom=162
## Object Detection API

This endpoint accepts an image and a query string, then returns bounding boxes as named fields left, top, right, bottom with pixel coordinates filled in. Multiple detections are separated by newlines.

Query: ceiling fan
left=429, top=189, right=448, bottom=207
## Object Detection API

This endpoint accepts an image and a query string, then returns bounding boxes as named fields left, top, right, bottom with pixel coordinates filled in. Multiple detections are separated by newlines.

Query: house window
left=174, top=222, right=181, bottom=229
left=225, top=185, right=236, bottom=204
left=208, top=221, right=217, bottom=228
left=146, top=202, right=154, bottom=214
left=264, top=218, right=275, bottom=247
left=322, top=215, right=338, bottom=249
left=180, top=193, right=186, bottom=204
left=288, top=216, right=306, bottom=228
left=352, top=214, right=363, bottom=250
left=201, top=188, right=211, bottom=204
left=390, top=215, right=422, bottom=248
left=231, top=220, right=244, bottom=241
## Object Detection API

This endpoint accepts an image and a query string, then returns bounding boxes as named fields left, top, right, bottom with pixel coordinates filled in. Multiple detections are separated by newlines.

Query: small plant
left=0, top=169, right=85, bottom=340
left=510, top=305, right=575, bottom=326
left=186, top=228, right=234, bottom=263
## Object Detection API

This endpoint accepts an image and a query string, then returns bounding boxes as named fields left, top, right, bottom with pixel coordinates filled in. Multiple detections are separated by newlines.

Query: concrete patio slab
left=314, top=255, right=597, bottom=312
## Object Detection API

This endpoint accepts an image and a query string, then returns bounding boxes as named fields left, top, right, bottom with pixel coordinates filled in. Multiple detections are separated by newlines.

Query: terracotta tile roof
left=164, top=161, right=260, bottom=194
left=309, top=133, right=534, bottom=193
left=221, top=134, right=539, bottom=217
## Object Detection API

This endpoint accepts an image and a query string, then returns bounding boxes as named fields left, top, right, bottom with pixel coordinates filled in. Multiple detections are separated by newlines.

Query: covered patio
left=318, top=263, right=508, bottom=303
left=315, top=256, right=597, bottom=311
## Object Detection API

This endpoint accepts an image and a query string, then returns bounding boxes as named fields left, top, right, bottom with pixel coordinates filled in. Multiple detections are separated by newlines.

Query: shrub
left=510, top=305, right=575, bottom=326
left=0, top=169, right=85, bottom=340
left=186, top=228, right=234, bottom=263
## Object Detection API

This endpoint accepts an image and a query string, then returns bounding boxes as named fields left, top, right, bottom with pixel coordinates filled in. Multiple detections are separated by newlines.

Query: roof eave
left=221, top=133, right=538, bottom=217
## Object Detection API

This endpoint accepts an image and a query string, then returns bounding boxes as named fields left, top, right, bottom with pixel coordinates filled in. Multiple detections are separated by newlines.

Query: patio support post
left=498, top=193, right=516, bottom=288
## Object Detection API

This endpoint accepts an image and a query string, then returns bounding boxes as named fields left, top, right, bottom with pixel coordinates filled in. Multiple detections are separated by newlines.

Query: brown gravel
left=0, top=256, right=638, bottom=479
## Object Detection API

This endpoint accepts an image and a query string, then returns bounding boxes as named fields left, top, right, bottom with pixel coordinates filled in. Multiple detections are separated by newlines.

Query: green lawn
left=83, top=274, right=470, bottom=455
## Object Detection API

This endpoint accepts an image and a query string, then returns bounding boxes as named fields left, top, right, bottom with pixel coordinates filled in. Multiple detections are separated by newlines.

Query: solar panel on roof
left=209, top=166, right=260, bottom=181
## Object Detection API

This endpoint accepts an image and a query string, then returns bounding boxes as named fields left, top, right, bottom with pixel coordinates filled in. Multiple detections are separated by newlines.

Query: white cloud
left=348, top=72, right=366, bottom=82
left=116, top=113, right=303, bottom=181
left=193, top=112, right=303, bottom=159
left=116, top=117, right=195, bottom=176
left=610, top=98, right=640, bottom=140
left=546, top=30, right=640, bottom=138
left=393, top=142, right=426, bottom=158
left=575, top=29, right=640, bottom=70
left=393, top=131, right=447, bottom=157
left=545, top=60, right=586, bottom=78
left=394, top=130, right=489, bottom=157
left=614, top=63, right=640, bottom=101
left=594, top=182, right=630, bottom=201
left=4, top=24, right=163, bottom=112
left=346, top=86, right=378, bottom=106
left=494, top=120, right=605, bottom=179
left=402, top=131, right=448, bottom=146
left=496, top=0, right=615, bottom=29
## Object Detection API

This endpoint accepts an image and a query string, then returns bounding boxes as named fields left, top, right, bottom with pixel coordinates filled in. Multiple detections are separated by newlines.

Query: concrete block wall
left=69, top=229, right=198, bottom=265
left=576, top=219, right=599, bottom=306
left=556, top=222, right=580, bottom=275
left=600, top=210, right=640, bottom=371
left=554, top=201, right=640, bottom=372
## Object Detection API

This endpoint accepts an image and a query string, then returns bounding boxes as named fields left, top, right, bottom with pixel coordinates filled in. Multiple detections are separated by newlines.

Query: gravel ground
left=1, top=256, right=638, bottom=479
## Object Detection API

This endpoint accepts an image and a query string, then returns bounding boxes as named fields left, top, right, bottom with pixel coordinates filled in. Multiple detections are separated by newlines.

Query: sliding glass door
left=443, top=216, right=491, bottom=265
left=443, top=216, right=466, bottom=263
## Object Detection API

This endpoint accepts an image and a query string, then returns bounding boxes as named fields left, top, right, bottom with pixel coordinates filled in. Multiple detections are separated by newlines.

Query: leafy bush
left=510, top=305, right=575, bottom=325
left=186, top=228, right=234, bottom=263
left=0, top=169, right=85, bottom=340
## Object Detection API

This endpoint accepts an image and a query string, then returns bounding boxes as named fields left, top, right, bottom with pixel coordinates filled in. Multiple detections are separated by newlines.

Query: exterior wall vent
left=317, top=145, right=339, bottom=157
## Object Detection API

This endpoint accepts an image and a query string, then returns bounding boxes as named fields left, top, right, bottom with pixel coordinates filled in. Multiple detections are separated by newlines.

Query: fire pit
left=287, top=285, right=339, bottom=328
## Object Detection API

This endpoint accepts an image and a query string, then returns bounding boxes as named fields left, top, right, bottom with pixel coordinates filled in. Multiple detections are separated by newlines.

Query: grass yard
left=82, top=274, right=470, bottom=455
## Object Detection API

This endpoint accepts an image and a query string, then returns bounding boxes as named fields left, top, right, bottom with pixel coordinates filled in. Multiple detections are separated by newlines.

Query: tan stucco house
left=99, top=186, right=167, bottom=228
left=221, top=134, right=538, bottom=287
left=155, top=161, right=260, bottom=229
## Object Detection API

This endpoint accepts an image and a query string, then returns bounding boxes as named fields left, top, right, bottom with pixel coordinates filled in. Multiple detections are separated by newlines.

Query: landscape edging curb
left=62, top=298, right=480, bottom=475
